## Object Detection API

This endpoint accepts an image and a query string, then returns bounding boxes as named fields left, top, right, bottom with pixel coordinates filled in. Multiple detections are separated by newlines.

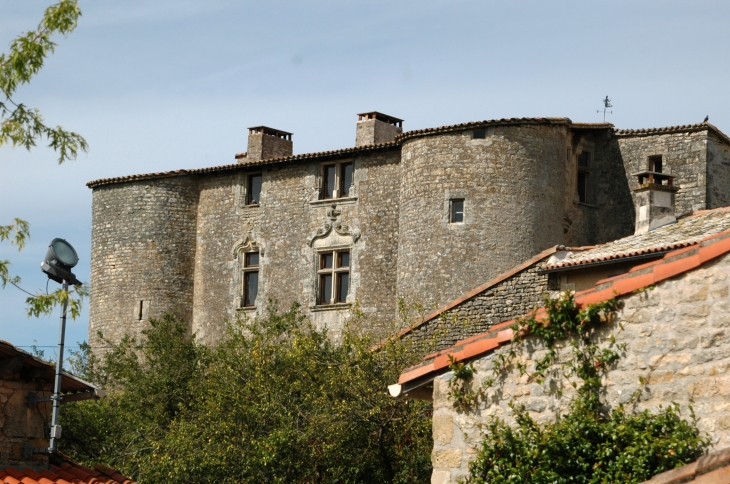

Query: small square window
left=649, top=155, right=663, bottom=173
left=473, top=128, right=486, bottom=139
left=246, top=174, right=262, bottom=205
left=450, top=199, right=464, bottom=223
left=578, top=152, right=590, bottom=168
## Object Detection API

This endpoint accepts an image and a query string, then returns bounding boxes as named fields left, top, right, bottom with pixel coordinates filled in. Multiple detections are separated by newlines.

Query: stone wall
left=89, top=178, right=199, bottom=347
left=707, top=132, right=730, bottom=209
left=616, top=131, right=708, bottom=215
left=189, top=148, right=402, bottom=344
left=399, top=261, right=550, bottom=354
left=0, top=379, right=51, bottom=471
left=430, top=251, right=730, bottom=483
left=397, top=125, right=570, bottom=310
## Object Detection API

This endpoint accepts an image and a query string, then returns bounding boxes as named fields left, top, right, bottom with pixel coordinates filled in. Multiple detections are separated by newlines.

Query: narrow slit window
left=340, top=162, right=353, bottom=197
left=243, top=252, right=259, bottom=307
left=577, top=172, right=588, bottom=203
left=450, top=199, right=464, bottom=223
left=247, top=174, right=262, bottom=205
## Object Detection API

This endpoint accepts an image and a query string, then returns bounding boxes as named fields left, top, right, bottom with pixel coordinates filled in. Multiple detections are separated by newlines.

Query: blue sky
left=1, top=0, right=729, bottom=352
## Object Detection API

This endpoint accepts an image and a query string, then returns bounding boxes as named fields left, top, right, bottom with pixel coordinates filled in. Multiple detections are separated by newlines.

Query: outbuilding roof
left=393, top=226, right=730, bottom=396
left=544, top=206, right=730, bottom=271
left=0, top=339, right=95, bottom=394
left=0, top=458, right=135, bottom=484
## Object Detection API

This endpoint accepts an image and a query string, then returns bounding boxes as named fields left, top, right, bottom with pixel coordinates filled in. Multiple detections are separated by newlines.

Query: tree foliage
left=460, top=293, right=708, bottom=483
left=1, top=0, right=88, bottom=319
left=62, top=304, right=432, bottom=483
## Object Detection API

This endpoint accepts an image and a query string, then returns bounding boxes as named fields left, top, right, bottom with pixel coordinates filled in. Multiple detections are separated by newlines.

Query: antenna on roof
left=597, top=96, right=613, bottom=122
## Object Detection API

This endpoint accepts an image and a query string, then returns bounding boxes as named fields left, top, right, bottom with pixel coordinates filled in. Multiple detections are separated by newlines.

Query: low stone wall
left=430, top=251, right=730, bottom=483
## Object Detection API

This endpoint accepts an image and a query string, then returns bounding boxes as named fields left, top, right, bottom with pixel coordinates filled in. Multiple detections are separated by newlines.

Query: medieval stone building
left=86, top=113, right=730, bottom=345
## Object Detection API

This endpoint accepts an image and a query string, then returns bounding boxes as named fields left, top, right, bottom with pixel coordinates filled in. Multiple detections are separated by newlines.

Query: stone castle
left=86, top=112, right=730, bottom=345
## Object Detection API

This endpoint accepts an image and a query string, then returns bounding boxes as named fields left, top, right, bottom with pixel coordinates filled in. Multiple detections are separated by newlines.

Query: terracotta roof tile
left=0, top=457, right=135, bottom=484
left=545, top=207, right=730, bottom=270
left=397, top=227, right=730, bottom=388
left=87, top=117, right=616, bottom=189
left=643, top=447, right=730, bottom=483
left=614, top=121, right=730, bottom=146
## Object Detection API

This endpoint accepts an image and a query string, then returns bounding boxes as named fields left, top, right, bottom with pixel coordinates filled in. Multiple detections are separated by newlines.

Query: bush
left=61, top=303, right=432, bottom=483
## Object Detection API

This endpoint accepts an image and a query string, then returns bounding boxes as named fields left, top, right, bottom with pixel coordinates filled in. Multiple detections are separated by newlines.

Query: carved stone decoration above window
left=232, top=221, right=262, bottom=258
left=308, top=203, right=361, bottom=247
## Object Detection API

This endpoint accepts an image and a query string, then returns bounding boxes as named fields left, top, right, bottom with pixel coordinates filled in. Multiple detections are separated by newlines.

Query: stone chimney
left=355, top=112, right=403, bottom=147
left=245, top=126, right=293, bottom=162
left=633, top=171, right=679, bottom=234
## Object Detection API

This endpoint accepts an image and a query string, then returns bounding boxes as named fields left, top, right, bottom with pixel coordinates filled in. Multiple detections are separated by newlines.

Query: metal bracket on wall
left=23, top=443, right=51, bottom=458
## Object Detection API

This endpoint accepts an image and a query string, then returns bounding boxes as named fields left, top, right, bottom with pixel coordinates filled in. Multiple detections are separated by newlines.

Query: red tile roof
left=615, top=122, right=730, bottom=146
left=0, top=459, right=134, bottom=484
left=397, top=227, right=730, bottom=389
left=642, top=447, right=730, bottom=483
left=393, top=117, right=573, bottom=143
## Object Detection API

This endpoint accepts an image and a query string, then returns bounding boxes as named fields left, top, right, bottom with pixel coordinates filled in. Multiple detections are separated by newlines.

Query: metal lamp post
left=40, top=238, right=82, bottom=453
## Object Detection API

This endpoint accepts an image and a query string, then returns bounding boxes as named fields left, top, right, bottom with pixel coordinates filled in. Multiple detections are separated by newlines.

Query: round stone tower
left=396, top=119, right=571, bottom=309
left=88, top=176, right=199, bottom=347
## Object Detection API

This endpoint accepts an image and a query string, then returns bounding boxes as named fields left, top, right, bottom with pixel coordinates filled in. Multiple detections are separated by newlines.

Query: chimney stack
left=632, top=171, right=679, bottom=234
left=355, top=112, right=403, bottom=147
left=245, top=126, right=293, bottom=162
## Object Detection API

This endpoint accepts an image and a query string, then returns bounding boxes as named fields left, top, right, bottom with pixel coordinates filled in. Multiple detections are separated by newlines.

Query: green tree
left=62, top=304, right=432, bottom=484
left=1, top=0, right=89, bottom=318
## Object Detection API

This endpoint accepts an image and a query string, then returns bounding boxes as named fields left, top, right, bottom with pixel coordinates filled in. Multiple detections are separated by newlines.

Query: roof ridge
left=613, top=122, right=730, bottom=145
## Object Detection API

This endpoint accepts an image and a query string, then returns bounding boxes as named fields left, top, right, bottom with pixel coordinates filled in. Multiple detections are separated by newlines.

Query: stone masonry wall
left=707, top=132, right=730, bottom=209
left=617, top=131, right=708, bottom=215
left=430, top=251, right=730, bottom=484
left=89, top=178, right=199, bottom=347
left=400, top=262, right=549, bottom=354
left=0, top=379, right=52, bottom=471
left=189, top=149, right=402, bottom=344
left=396, top=125, right=569, bottom=311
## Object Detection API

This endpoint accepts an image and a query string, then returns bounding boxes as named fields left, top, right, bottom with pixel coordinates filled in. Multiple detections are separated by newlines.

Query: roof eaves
left=396, top=227, right=730, bottom=391
left=394, top=117, right=573, bottom=143
left=87, top=142, right=400, bottom=188
left=613, top=122, right=730, bottom=146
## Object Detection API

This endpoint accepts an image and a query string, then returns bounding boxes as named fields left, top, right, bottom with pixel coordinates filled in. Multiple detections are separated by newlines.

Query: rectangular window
left=320, top=162, right=354, bottom=199
left=577, top=172, right=588, bottom=204
left=317, top=250, right=350, bottom=305
left=473, top=128, right=486, bottom=139
left=246, top=174, right=262, bottom=205
left=450, top=199, right=464, bottom=223
left=649, top=155, right=663, bottom=173
left=243, top=252, right=259, bottom=307
left=578, top=152, right=590, bottom=168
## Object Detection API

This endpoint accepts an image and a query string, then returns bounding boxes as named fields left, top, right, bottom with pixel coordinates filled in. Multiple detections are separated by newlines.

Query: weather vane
left=597, top=96, right=613, bottom=122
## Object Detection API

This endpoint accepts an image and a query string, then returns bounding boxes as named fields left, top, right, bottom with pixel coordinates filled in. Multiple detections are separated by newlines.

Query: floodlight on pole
left=40, top=238, right=83, bottom=454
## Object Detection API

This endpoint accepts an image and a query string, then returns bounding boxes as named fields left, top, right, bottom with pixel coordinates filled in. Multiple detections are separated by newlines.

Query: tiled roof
left=643, top=447, right=730, bottom=483
left=87, top=142, right=398, bottom=188
left=544, top=206, right=730, bottom=271
left=614, top=121, right=730, bottom=146
left=372, top=246, right=565, bottom=351
left=393, top=117, right=573, bottom=143
left=0, top=460, right=134, bottom=484
left=0, top=340, right=95, bottom=394
left=395, top=227, right=730, bottom=391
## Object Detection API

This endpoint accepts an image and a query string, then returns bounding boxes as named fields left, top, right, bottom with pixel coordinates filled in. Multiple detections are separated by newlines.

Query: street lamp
left=40, top=238, right=83, bottom=454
